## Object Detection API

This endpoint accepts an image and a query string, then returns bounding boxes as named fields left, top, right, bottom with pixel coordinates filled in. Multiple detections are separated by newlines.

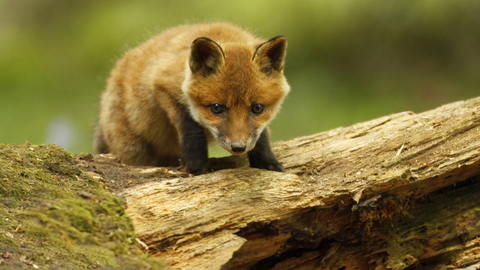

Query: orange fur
left=95, top=22, right=290, bottom=169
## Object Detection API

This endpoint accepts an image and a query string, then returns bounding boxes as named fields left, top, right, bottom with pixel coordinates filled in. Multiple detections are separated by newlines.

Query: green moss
left=0, top=233, right=18, bottom=247
left=0, top=143, right=171, bottom=269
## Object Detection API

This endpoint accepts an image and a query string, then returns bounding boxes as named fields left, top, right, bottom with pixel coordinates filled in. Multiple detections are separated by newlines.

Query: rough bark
left=90, top=97, right=480, bottom=270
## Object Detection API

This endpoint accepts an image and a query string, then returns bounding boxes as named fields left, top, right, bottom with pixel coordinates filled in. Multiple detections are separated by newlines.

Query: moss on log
left=0, top=144, right=170, bottom=269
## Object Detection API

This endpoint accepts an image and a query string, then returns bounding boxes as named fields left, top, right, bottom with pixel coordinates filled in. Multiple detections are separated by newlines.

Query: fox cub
left=94, top=22, right=290, bottom=174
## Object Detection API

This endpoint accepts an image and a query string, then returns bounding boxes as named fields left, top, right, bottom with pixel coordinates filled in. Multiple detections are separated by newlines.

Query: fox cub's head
left=182, top=36, right=290, bottom=155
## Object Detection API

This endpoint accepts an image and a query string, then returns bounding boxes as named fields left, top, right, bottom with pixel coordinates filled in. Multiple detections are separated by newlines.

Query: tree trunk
left=91, top=97, right=480, bottom=269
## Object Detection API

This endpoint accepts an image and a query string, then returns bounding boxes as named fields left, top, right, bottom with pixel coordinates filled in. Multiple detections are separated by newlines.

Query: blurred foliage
left=1, top=0, right=479, bottom=153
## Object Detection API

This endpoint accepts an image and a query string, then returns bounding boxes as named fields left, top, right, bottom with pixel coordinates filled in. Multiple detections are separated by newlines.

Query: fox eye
left=210, top=103, right=225, bottom=114
left=251, top=103, right=264, bottom=114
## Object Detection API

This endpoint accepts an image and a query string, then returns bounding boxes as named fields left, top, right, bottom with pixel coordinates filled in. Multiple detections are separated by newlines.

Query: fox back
left=95, top=22, right=290, bottom=174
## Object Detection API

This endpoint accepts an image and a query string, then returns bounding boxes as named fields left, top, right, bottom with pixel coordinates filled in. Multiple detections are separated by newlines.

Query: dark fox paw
left=183, top=159, right=208, bottom=175
left=266, top=162, right=285, bottom=172
left=250, top=158, right=285, bottom=172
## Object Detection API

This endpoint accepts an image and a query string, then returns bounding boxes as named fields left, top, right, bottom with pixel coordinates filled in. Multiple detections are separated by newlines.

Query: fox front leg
left=179, top=111, right=209, bottom=175
left=248, top=129, right=285, bottom=172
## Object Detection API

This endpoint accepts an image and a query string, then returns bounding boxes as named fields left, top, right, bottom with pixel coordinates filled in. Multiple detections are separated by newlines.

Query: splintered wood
left=121, top=97, right=480, bottom=270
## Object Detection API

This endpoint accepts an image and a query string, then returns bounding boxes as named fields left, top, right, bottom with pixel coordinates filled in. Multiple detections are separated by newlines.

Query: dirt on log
left=80, top=96, right=480, bottom=270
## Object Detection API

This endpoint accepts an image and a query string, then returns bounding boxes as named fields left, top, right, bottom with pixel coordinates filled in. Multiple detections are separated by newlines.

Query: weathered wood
left=118, top=97, right=480, bottom=269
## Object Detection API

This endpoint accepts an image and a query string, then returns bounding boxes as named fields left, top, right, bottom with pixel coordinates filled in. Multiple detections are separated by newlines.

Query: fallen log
left=84, top=96, right=480, bottom=269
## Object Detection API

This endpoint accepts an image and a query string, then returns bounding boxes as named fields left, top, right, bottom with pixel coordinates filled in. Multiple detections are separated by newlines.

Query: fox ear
left=189, top=37, right=225, bottom=76
left=253, top=36, right=287, bottom=75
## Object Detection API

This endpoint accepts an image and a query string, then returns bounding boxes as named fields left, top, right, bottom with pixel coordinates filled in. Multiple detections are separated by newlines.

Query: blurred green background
left=1, top=0, right=479, bottom=154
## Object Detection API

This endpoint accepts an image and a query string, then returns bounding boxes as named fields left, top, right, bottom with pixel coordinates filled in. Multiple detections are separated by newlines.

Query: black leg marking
left=248, top=129, right=285, bottom=172
left=180, top=111, right=208, bottom=175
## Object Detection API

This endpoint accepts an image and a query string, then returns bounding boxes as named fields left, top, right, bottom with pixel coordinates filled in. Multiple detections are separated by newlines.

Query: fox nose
left=231, top=142, right=246, bottom=153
